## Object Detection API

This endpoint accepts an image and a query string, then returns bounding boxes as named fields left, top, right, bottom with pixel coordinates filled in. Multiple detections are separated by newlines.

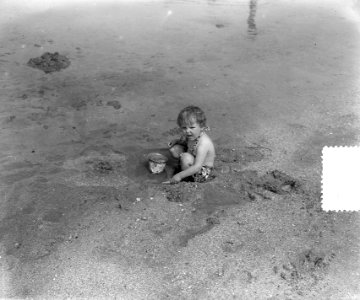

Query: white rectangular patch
left=322, top=146, right=360, bottom=211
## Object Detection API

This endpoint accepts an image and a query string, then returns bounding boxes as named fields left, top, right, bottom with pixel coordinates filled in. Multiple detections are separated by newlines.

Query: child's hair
left=177, top=106, right=207, bottom=128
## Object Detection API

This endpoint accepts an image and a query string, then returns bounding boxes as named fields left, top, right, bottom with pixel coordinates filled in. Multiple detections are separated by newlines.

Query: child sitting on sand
left=168, top=106, right=216, bottom=183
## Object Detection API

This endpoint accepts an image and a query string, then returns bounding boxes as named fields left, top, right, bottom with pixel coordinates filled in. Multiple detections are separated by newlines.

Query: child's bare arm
left=168, top=139, right=179, bottom=148
left=168, top=134, right=187, bottom=148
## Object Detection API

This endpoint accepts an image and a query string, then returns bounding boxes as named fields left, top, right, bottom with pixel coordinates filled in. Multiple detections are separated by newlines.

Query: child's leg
left=180, top=152, right=195, bottom=170
left=169, top=144, right=185, bottom=159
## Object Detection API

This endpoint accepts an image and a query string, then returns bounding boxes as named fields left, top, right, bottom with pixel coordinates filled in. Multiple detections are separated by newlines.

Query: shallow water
left=1, top=0, right=359, bottom=151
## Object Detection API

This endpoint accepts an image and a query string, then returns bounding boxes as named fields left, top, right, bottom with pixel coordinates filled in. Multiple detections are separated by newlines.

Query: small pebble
left=281, top=185, right=292, bottom=192
left=220, top=165, right=230, bottom=174
left=136, top=198, right=141, bottom=201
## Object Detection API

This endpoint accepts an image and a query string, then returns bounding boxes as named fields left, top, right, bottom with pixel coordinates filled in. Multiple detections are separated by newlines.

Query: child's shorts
left=193, top=166, right=214, bottom=183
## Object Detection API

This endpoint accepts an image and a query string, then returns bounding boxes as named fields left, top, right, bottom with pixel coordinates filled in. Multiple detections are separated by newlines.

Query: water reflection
left=247, top=0, right=257, bottom=38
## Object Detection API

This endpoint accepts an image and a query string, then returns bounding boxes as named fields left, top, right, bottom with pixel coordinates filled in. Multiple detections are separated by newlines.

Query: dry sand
left=0, top=0, right=360, bottom=299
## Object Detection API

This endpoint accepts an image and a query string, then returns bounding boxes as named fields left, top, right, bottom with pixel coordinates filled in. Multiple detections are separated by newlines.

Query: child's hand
left=170, top=174, right=182, bottom=184
left=168, top=139, right=177, bottom=148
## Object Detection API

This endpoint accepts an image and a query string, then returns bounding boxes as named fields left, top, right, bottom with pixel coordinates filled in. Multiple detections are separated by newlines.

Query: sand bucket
left=147, top=153, right=168, bottom=174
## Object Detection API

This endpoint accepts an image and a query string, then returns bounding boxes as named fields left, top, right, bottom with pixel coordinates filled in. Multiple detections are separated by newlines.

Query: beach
left=0, top=0, right=360, bottom=298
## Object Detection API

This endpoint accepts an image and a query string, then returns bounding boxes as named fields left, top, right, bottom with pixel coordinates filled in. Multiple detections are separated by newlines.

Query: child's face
left=181, top=120, right=202, bottom=140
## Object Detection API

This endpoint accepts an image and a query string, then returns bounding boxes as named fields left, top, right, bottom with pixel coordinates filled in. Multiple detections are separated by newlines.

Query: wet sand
left=0, top=0, right=360, bottom=299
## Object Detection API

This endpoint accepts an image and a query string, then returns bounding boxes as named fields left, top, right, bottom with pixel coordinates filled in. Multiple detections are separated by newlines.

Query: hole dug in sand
left=162, top=169, right=303, bottom=208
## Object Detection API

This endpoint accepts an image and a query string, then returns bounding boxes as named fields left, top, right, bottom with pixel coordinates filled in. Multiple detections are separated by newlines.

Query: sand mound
left=27, top=52, right=70, bottom=73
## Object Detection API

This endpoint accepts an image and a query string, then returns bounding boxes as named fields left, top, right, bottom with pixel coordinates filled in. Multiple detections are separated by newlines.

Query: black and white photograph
left=0, top=0, right=359, bottom=298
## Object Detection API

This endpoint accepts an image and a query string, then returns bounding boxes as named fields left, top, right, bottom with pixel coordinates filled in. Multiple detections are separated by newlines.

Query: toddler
left=168, top=106, right=216, bottom=183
